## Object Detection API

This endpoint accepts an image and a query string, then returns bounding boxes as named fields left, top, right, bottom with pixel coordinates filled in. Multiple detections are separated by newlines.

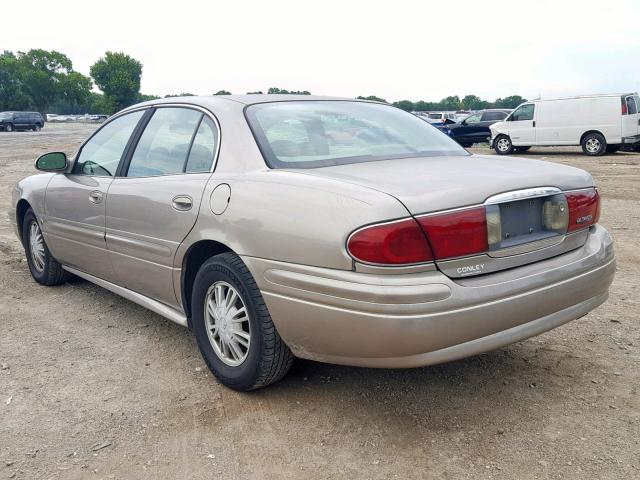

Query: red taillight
left=622, top=98, right=628, bottom=115
left=347, top=218, right=434, bottom=265
left=566, top=188, right=600, bottom=232
left=417, top=207, right=488, bottom=260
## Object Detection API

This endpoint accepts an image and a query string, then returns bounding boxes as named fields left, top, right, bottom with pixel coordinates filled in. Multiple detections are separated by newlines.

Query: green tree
left=494, top=95, right=527, bottom=108
left=139, top=93, right=161, bottom=102
left=0, top=49, right=92, bottom=113
left=247, top=91, right=263, bottom=94
left=90, top=52, right=143, bottom=113
left=164, top=93, right=195, bottom=98
left=392, top=100, right=414, bottom=111
left=356, top=95, right=387, bottom=103
left=57, top=71, right=93, bottom=111
left=267, top=87, right=311, bottom=95
left=0, top=51, right=31, bottom=110
left=214, top=90, right=231, bottom=95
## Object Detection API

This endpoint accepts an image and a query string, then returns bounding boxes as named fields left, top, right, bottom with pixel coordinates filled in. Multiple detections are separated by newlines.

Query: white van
left=489, top=93, right=640, bottom=156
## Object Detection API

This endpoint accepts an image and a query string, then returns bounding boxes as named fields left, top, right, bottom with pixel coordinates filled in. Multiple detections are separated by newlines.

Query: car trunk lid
left=290, top=155, right=597, bottom=277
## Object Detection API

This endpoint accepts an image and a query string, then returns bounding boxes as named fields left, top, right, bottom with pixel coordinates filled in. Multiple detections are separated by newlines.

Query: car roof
left=135, top=94, right=368, bottom=109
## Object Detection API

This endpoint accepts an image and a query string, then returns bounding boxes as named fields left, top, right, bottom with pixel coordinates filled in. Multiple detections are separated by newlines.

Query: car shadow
left=243, top=341, right=587, bottom=433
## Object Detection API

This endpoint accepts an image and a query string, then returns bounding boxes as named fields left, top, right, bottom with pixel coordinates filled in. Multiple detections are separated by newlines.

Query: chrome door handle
left=89, top=190, right=103, bottom=204
left=172, top=195, right=193, bottom=211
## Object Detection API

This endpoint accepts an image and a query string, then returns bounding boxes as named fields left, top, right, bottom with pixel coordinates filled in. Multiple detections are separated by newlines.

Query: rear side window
left=127, top=108, right=202, bottom=177
left=511, top=104, right=534, bottom=121
left=185, top=116, right=218, bottom=173
left=73, top=110, right=144, bottom=176
left=482, top=111, right=507, bottom=121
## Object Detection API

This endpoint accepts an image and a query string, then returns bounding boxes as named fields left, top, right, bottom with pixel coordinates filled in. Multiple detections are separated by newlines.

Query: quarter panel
left=175, top=170, right=411, bottom=274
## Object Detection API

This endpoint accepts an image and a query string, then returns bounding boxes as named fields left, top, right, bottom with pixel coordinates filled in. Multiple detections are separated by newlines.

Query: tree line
left=0, top=49, right=526, bottom=116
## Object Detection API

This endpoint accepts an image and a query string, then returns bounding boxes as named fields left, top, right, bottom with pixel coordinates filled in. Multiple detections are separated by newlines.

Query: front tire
left=494, top=135, right=514, bottom=155
left=581, top=132, right=607, bottom=156
left=22, top=208, right=70, bottom=285
left=33, top=124, right=42, bottom=132
left=191, top=252, right=294, bottom=391
left=5, top=123, right=14, bottom=132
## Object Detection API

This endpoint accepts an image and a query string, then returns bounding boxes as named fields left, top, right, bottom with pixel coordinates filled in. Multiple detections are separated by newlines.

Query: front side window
left=127, top=108, right=202, bottom=177
left=73, top=110, right=144, bottom=176
left=465, top=113, right=483, bottom=123
left=246, top=101, right=467, bottom=169
left=510, top=104, right=534, bottom=121
left=625, top=96, right=637, bottom=115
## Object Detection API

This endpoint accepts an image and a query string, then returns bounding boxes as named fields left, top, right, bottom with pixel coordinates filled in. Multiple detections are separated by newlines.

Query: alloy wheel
left=585, top=138, right=601, bottom=153
left=497, top=138, right=511, bottom=152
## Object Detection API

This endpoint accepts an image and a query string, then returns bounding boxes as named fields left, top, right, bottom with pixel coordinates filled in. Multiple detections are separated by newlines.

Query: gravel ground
left=0, top=123, right=638, bottom=479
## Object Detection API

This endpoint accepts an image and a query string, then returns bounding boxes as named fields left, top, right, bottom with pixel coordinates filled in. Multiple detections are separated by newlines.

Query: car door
left=505, top=104, right=536, bottom=145
left=44, top=109, right=146, bottom=281
left=452, top=112, right=482, bottom=143
left=105, top=106, right=219, bottom=308
left=14, top=113, right=27, bottom=129
left=621, top=95, right=640, bottom=139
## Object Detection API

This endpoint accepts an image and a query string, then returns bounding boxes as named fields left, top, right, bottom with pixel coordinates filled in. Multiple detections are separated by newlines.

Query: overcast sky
left=3, top=0, right=639, bottom=102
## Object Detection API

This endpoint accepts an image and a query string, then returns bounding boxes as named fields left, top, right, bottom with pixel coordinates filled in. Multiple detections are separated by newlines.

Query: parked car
left=490, top=93, right=640, bottom=155
left=445, top=109, right=512, bottom=147
left=12, top=96, right=615, bottom=390
left=424, top=111, right=457, bottom=123
left=0, top=111, right=44, bottom=132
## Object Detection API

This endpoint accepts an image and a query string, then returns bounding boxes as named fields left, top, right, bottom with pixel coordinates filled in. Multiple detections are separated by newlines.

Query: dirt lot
left=0, top=123, right=638, bottom=479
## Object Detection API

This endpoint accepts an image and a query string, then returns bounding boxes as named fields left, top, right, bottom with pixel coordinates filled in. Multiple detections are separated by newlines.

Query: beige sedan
left=11, top=96, right=615, bottom=390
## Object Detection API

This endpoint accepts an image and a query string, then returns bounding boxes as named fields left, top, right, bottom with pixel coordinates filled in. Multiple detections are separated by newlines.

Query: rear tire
left=494, top=135, right=514, bottom=155
left=514, top=146, right=531, bottom=152
left=33, top=124, right=42, bottom=132
left=5, top=123, right=14, bottom=132
left=22, top=208, right=70, bottom=286
left=581, top=132, right=607, bottom=156
left=191, top=252, right=294, bottom=391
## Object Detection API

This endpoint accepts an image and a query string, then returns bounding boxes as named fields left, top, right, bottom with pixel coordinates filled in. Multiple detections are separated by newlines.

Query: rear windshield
left=245, top=101, right=467, bottom=169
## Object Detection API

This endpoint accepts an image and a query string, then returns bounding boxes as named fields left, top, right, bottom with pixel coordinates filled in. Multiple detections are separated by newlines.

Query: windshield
left=427, top=113, right=442, bottom=119
left=0, top=112, right=11, bottom=119
left=246, top=101, right=467, bottom=168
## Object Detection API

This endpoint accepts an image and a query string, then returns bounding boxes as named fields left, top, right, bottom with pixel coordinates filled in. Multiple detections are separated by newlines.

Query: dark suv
left=0, top=111, right=45, bottom=132
left=445, top=109, right=511, bottom=147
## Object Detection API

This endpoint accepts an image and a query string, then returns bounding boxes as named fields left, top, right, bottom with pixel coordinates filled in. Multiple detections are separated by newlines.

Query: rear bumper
left=243, top=225, right=615, bottom=368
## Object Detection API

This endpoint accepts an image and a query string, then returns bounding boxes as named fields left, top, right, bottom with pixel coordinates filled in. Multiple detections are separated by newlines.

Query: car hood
left=287, top=155, right=594, bottom=214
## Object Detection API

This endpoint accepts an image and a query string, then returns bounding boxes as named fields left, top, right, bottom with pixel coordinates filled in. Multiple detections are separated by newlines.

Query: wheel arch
left=16, top=199, right=32, bottom=245
left=180, top=239, right=235, bottom=326
left=580, top=130, right=605, bottom=144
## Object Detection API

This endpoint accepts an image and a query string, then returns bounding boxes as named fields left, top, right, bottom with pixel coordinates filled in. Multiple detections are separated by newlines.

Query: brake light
left=347, top=218, right=434, bottom=265
left=417, top=207, right=488, bottom=260
left=622, top=98, right=628, bottom=115
left=566, top=188, right=600, bottom=232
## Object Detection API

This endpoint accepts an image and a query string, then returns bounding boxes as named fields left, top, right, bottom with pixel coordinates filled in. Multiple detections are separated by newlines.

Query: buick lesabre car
left=11, top=96, right=616, bottom=390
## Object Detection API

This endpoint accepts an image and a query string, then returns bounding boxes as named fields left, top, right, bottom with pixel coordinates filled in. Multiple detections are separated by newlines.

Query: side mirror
left=35, top=152, right=68, bottom=172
